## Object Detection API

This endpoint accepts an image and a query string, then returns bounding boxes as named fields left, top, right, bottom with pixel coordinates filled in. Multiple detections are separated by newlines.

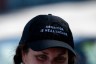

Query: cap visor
left=28, top=40, right=76, bottom=55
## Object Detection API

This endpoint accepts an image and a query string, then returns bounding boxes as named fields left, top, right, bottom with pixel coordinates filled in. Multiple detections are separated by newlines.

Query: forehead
left=29, top=47, right=68, bottom=55
left=42, top=48, right=68, bottom=54
left=42, top=48, right=67, bottom=52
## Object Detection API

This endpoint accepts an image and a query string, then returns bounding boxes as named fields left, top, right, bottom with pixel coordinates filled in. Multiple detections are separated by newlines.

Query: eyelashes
left=54, top=56, right=66, bottom=63
left=35, top=54, right=48, bottom=61
left=35, top=54, right=67, bottom=63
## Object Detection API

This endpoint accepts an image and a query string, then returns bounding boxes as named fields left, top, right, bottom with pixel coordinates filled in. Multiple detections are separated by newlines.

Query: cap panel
left=19, top=14, right=75, bottom=55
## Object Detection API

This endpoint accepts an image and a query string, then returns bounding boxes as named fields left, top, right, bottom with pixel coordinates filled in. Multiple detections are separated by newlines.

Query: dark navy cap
left=19, top=14, right=76, bottom=55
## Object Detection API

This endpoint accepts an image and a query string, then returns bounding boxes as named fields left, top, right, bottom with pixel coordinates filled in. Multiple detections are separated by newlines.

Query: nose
left=44, top=61, right=53, bottom=64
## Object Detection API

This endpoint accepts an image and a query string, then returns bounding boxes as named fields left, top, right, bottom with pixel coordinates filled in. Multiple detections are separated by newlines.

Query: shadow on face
left=22, top=48, right=68, bottom=64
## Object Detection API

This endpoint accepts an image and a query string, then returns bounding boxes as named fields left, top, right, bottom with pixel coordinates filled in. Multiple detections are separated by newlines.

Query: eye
left=55, top=56, right=66, bottom=63
left=35, top=54, right=48, bottom=61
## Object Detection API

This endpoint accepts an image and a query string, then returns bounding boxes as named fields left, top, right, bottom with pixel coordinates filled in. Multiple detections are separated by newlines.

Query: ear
left=22, top=51, right=27, bottom=64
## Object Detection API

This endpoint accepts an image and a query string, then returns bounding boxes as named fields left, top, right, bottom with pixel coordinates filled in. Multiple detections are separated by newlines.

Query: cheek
left=23, top=55, right=44, bottom=64
left=65, top=55, right=68, bottom=64
left=64, top=53, right=69, bottom=64
left=65, top=58, right=68, bottom=64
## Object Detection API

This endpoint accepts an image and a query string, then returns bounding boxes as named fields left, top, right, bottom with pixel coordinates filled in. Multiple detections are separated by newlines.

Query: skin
left=22, top=48, right=68, bottom=64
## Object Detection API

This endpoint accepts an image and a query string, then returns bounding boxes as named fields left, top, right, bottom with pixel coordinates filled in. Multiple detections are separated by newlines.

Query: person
left=14, top=14, right=76, bottom=64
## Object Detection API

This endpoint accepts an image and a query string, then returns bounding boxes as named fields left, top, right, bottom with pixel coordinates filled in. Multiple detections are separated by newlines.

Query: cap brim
left=28, top=40, right=76, bottom=55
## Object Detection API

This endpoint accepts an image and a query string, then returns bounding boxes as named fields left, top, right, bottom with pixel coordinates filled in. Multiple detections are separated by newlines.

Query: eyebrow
left=58, top=51, right=67, bottom=56
left=41, top=50, right=67, bottom=55
left=42, top=51, right=48, bottom=55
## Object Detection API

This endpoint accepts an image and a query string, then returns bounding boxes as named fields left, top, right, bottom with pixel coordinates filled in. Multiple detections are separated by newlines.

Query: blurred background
left=0, top=0, right=96, bottom=64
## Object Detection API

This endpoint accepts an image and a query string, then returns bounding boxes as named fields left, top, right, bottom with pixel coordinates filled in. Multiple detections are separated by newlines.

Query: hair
left=14, top=43, right=28, bottom=64
left=14, top=43, right=76, bottom=64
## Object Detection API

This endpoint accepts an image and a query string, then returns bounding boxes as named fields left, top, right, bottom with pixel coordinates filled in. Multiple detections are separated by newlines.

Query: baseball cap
left=19, top=14, right=76, bottom=55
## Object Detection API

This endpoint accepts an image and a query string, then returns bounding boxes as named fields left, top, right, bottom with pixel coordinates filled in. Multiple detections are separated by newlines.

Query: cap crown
left=19, top=14, right=74, bottom=48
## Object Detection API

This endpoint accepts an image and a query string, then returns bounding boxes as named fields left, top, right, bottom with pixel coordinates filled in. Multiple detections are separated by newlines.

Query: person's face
left=22, top=48, right=68, bottom=64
